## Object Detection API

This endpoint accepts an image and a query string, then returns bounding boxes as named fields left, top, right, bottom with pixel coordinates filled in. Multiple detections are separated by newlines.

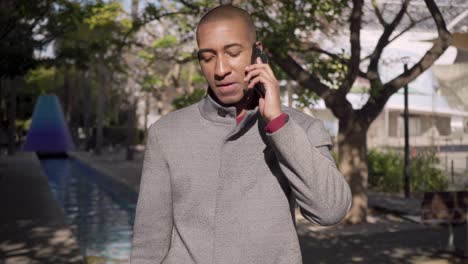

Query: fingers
left=247, top=75, right=272, bottom=89
left=244, top=64, right=274, bottom=83
left=247, top=58, right=275, bottom=75
left=245, top=63, right=272, bottom=73
left=243, top=69, right=263, bottom=83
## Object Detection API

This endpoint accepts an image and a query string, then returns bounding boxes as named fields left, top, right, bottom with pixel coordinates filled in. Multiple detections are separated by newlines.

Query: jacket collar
left=198, top=88, right=260, bottom=126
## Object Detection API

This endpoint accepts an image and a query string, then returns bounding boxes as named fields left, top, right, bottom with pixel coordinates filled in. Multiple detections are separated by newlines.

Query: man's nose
left=214, top=55, right=231, bottom=79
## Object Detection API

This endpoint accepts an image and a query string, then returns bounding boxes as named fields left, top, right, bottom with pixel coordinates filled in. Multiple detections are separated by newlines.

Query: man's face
left=197, top=19, right=253, bottom=106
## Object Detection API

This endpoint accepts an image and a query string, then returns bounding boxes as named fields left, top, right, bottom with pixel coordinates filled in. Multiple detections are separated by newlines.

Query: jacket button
left=217, top=108, right=227, bottom=117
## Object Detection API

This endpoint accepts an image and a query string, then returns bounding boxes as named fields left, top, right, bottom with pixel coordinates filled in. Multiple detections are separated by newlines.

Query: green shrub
left=409, top=151, right=448, bottom=193
left=368, top=149, right=403, bottom=192
left=368, top=149, right=448, bottom=193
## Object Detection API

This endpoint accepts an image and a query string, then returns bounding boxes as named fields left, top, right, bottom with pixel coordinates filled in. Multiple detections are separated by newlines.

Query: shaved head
left=196, top=4, right=261, bottom=107
left=196, top=4, right=256, bottom=45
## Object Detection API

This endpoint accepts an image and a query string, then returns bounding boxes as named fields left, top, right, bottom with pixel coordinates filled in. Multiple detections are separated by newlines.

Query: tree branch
left=368, top=0, right=410, bottom=75
left=360, top=0, right=452, bottom=124
left=179, top=0, right=200, bottom=11
left=372, top=0, right=387, bottom=27
left=299, top=46, right=349, bottom=65
left=269, top=49, right=331, bottom=99
left=358, top=69, right=367, bottom=78
left=270, top=49, right=355, bottom=119
left=360, top=14, right=432, bottom=64
left=388, top=15, right=432, bottom=43
left=336, top=0, right=363, bottom=97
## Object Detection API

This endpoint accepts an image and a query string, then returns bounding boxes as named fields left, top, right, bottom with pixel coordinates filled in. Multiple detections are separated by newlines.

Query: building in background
left=281, top=1, right=468, bottom=152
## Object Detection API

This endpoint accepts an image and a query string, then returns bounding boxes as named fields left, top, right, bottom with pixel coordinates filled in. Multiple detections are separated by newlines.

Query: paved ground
left=1, top=148, right=467, bottom=263
left=73, top=148, right=467, bottom=264
left=297, top=211, right=466, bottom=263
left=0, top=152, right=82, bottom=264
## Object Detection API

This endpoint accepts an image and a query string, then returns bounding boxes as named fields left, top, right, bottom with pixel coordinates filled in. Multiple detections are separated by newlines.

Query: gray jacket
left=131, top=93, right=352, bottom=264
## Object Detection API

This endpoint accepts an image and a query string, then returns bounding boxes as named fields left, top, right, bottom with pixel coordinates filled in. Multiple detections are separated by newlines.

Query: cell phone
left=251, top=44, right=269, bottom=97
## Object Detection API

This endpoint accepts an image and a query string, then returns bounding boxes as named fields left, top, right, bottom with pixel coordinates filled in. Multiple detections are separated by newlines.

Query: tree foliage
left=0, top=0, right=78, bottom=78
left=55, top=1, right=133, bottom=70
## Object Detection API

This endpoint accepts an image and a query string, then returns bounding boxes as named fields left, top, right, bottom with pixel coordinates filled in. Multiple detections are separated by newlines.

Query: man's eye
left=228, top=52, right=241, bottom=57
left=202, top=56, right=214, bottom=62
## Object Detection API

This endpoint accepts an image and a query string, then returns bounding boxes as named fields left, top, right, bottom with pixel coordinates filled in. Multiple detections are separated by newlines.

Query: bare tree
left=269, top=0, right=451, bottom=223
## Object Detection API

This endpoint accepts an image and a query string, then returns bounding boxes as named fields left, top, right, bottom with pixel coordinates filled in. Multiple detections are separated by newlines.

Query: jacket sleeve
left=266, top=115, right=352, bottom=226
left=131, top=124, right=173, bottom=263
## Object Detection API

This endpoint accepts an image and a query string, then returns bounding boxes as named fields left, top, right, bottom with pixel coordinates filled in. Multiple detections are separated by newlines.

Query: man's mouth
left=216, top=82, right=238, bottom=93
left=217, top=82, right=236, bottom=87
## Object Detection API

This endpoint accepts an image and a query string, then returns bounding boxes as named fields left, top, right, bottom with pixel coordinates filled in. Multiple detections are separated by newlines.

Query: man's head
left=196, top=5, right=260, bottom=106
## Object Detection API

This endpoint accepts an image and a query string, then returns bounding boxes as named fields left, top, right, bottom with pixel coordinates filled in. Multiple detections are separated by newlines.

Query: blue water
left=39, top=157, right=137, bottom=262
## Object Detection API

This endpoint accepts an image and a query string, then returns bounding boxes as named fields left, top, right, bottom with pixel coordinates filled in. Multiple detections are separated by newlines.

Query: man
left=131, top=4, right=351, bottom=264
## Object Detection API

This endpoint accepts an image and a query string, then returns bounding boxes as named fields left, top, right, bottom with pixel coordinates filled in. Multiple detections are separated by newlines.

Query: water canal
left=39, top=156, right=137, bottom=263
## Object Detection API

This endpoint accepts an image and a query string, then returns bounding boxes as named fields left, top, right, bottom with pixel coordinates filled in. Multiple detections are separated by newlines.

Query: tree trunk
left=0, top=78, right=5, bottom=121
left=187, top=63, right=195, bottom=93
left=69, top=68, right=78, bottom=143
left=337, top=117, right=369, bottom=224
left=144, top=92, right=150, bottom=135
left=7, top=77, right=17, bottom=155
left=84, top=70, right=92, bottom=151
left=64, top=66, right=70, bottom=122
left=95, top=60, right=106, bottom=155
left=286, top=80, right=293, bottom=108
left=125, top=101, right=137, bottom=161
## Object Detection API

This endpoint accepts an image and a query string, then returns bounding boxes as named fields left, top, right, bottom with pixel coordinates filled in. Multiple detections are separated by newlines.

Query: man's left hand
left=244, top=57, right=282, bottom=123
